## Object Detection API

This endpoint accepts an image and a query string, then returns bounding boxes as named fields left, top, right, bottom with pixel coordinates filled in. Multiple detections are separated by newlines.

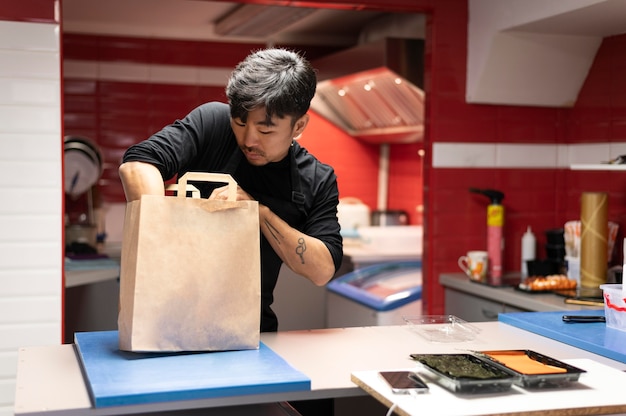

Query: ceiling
left=61, top=0, right=407, bottom=47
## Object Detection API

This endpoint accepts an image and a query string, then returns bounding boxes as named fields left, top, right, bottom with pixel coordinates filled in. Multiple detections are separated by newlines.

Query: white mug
left=458, top=250, right=489, bottom=283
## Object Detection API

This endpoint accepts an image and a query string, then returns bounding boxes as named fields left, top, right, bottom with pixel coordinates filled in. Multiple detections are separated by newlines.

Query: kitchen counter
left=65, top=257, right=120, bottom=287
left=14, top=322, right=626, bottom=416
left=440, top=273, right=601, bottom=321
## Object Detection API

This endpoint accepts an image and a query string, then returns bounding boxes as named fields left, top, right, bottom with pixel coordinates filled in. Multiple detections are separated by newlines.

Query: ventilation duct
left=215, top=4, right=316, bottom=37
left=310, top=38, right=425, bottom=144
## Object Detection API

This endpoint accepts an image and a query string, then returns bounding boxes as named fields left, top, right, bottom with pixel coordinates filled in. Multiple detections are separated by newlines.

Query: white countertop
left=15, top=323, right=626, bottom=416
left=352, top=358, right=626, bottom=416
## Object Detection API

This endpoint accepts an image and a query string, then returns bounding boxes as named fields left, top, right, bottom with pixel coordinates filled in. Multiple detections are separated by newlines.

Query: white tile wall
left=0, top=20, right=62, bottom=416
left=432, top=142, right=490, bottom=168
left=433, top=142, right=626, bottom=168
left=496, top=143, right=557, bottom=168
left=64, top=58, right=232, bottom=86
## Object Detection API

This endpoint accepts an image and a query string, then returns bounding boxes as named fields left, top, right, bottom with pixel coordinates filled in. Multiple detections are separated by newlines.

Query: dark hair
left=226, top=48, right=317, bottom=124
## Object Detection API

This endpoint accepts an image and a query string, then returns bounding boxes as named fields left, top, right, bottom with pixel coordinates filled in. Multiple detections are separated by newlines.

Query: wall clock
left=64, top=136, right=102, bottom=197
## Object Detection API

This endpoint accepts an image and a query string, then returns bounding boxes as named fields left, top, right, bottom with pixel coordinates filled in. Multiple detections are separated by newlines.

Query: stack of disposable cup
left=564, top=219, right=619, bottom=287
left=564, top=221, right=581, bottom=286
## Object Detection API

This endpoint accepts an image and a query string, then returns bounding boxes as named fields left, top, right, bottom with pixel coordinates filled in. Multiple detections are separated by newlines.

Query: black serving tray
left=409, top=353, right=517, bottom=393
left=475, top=349, right=586, bottom=387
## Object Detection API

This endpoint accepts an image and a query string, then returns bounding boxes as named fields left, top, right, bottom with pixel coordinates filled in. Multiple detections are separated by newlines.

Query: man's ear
left=293, top=114, right=309, bottom=139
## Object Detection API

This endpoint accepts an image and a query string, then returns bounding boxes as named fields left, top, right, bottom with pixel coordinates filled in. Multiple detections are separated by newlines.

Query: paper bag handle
left=177, top=172, right=237, bottom=201
left=165, top=184, right=200, bottom=198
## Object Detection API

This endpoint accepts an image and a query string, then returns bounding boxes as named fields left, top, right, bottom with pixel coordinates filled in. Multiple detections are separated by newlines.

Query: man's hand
left=209, top=185, right=252, bottom=201
left=209, top=184, right=335, bottom=286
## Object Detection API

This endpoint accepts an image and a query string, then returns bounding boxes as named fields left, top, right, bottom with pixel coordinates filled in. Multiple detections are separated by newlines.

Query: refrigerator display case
left=326, top=261, right=422, bottom=328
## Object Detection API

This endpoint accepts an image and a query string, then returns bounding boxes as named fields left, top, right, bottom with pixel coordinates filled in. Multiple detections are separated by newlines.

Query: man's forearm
left=119, top=161, right=166, bottom=202
left=259, top=204, right=335, bottom=285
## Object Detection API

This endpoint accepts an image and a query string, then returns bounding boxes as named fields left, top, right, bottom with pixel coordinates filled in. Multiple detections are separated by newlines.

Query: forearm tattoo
left=296, top=237, right=306, bottom=264
left=264, top=218, right=307, bottom=264
left=264, top=219, right=282, bottom=244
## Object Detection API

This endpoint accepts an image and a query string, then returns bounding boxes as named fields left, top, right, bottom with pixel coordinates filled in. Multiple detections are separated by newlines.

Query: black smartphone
left=562, top=315, right=606, bottom=323
left=379, top=371, right=429, bottom=394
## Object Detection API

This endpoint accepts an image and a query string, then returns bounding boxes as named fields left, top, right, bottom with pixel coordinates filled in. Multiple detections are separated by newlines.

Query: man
left=119, top=48, right=343, bottom=332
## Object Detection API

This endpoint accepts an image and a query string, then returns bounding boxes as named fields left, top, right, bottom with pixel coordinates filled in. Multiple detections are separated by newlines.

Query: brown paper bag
left=118, top=172, right=261, bottom=352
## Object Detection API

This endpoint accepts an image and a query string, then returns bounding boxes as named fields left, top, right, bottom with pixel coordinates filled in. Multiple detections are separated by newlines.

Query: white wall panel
left=63, top=59, right=98, bottom=78
left=0, top=161, right=61, bottom=187
left=0, top=21, right=58, bottom=51
left=198, top=67, right=232, bottom=86
left=64, top=58, right=232, bottom=86
left=0, top=270, right=59, bottom=296
left=98, top=61, right=149, bottom=81
left=0, top=352, right=17, bottom=378
left=0, top=324, right=61, bottom=350
left=609, top=142, right=626, bottom=157
left=0, top=133, right=60, bottom=160
left=0, top=106, right=60, bottom=133
left=496, top=143, right=558, bottom=168
left=0, top=242, right=61, bottom=269
left=0, top=18, right=62, bottom=416
left=0, top=215, right=59, bottom=242
left=0, top=298, right=61, bottom=323
left=432, top=143, right=497, bottom=167
left=149, top=63, right=200, bottom=84
left=0, top=381, right=16, bottom=410
left=0, top=51, right=59, bottom=79
left=0, top=78, right=60, bottom=105
left=432, top=142, right=626, bottom=168
left=0, top=189, right=60, bottom=214
left=567, top=143, right=610, bottom=164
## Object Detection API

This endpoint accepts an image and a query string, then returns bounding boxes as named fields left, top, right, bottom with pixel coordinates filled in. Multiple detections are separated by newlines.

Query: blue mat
left=499, top=309, right=626, bottom=364
left=74, top=331, right=310, bottom=407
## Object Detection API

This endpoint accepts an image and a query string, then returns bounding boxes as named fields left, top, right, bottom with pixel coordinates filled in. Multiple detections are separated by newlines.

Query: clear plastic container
left=600, top=284, right=626, bottom=332
left=404, top=315, right=481, bottom=342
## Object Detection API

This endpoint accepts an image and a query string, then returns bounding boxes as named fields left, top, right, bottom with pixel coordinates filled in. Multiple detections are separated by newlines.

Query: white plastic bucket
left=600, top=284, right=626, bottom=332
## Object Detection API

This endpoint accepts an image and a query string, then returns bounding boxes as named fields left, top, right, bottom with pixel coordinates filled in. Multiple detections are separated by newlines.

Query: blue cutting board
left=74, top=331, right=310, bottom=407
left=499, top=309, right=626, bottom=364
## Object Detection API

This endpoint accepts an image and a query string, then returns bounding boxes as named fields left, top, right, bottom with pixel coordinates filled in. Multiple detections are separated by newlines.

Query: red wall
left=421, top=7, right=626, bottom=314
left=62, top=0, right=626, bottom=316
left=0, top=0, right=56, bottom=23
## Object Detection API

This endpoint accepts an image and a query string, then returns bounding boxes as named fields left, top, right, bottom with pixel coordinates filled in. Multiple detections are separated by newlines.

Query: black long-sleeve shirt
left=123, top=102, right=343, bottom=331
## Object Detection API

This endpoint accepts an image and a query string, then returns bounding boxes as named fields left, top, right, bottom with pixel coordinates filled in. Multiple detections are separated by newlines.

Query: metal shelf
left=570, top=164, right=626, bottom=171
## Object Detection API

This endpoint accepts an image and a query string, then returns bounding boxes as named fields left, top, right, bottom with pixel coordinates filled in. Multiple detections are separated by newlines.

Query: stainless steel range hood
left=310, top=38, right=425, bottom=144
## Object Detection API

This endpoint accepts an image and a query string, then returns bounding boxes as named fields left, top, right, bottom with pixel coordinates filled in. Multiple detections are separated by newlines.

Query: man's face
left=231, top=107, right=309, bottom=166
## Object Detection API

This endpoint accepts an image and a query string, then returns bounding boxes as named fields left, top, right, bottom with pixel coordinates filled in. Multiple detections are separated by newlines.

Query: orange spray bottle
left=470, top=188, right=505, bottom=286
